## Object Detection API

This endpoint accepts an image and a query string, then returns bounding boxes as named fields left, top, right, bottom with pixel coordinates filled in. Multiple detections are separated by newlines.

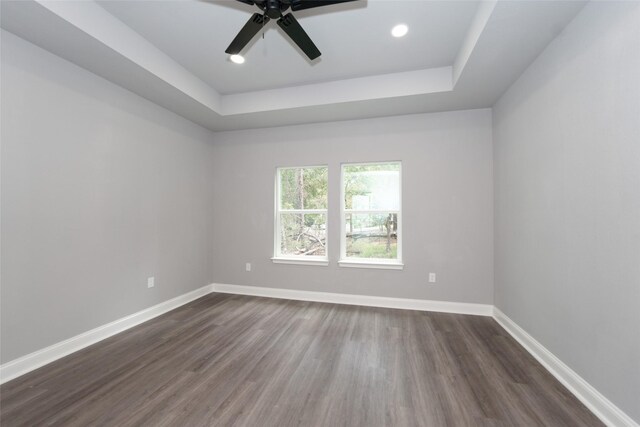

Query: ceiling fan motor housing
left=266, top=0, right=287, bottom=19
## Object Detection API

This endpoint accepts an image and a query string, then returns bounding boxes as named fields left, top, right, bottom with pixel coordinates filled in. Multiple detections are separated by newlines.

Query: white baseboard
left=211, top=283, right=493, bottom=316
left=0, top=284, right=215, bottom=385
left=493, top=308, right=638, bottom=427
left=3, top=282, right=634, bottom=427
left=0, top=283, right=489, bottom=385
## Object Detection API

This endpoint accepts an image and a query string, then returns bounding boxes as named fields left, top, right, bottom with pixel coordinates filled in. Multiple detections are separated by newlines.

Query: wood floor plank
left=0, top=294, right=604, bottom=427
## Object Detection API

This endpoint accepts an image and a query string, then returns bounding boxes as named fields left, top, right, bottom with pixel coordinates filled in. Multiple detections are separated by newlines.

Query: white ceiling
left=1, top=0, right=587, bottom=131
left=97, top=0, right=480, bottom=94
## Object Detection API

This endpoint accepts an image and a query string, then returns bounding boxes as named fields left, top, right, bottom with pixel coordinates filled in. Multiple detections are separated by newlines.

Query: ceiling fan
left=226, top=0, right=358, bottom=61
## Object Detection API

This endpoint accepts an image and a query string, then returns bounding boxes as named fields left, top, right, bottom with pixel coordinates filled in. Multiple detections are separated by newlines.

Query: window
left=340, top=162, right=402, bottom=269
left=273, top=166, right=329, bottom=265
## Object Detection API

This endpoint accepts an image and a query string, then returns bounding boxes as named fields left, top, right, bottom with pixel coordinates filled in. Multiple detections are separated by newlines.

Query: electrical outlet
left=147, top=277, right=155, bottom=288
left=428, top=273, right=436, bottom=283
left=245, top=263, right=252, bottom=272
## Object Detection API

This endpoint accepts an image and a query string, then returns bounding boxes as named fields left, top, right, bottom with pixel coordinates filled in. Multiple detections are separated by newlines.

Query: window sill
left=271, top=257, right=329, bottom=266
left=338, top=260, right=404, bottom=270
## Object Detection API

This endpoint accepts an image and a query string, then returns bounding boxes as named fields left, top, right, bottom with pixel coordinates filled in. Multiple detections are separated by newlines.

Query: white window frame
left=272, top=165, right=329, bottom=266
left=339, top=161, right=403, bottom=270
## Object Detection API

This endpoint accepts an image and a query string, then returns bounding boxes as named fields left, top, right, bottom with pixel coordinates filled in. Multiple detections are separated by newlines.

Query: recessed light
left=391, top=24, right=408, bottom=38
left=230, top=54, right=245, bottom=64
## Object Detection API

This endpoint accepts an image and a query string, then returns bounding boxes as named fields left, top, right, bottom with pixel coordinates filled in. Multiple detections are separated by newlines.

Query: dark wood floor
left=1, top=293, right=603, bottom=426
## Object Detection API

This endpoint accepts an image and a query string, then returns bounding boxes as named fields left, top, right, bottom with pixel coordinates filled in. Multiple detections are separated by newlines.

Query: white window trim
left=339, top=161, right=403, bottom=268
left=273, top=165, right=329, bottom=264
left=271, top=257, right=329, bottom=266
left=338, top=259, right=404, bottom=270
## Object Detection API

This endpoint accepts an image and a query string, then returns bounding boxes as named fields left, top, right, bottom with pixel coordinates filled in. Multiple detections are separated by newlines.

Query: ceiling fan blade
left=290, top=0, right=358, bottom=12
left=234, top=0, right=256, bottom=5
left=225, top=13, right=270, bottom=55
left=277, top=13, right=321, bottom=60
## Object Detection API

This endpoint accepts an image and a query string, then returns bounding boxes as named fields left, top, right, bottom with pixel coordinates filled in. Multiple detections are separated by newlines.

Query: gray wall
left=1, top=31, right=216, bottom=363
left=211, top=109, right=494, bottom=304
left=493, top=2, right=640, bottom=422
